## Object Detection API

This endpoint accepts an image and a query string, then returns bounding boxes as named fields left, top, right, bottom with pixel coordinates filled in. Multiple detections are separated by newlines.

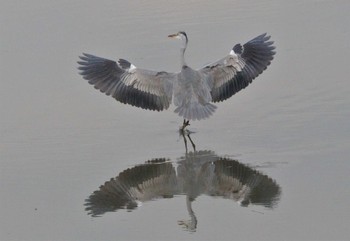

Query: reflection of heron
left=85, top=159, right=177, bottom=216
left=78, top=32, right=275, bottom=130
left=85, top=149, right=281, bottom=232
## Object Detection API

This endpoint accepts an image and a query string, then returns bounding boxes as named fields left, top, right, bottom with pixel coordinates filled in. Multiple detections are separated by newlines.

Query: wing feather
left=78, top=53, right=175, bottom=111
left=199, top=33, right=275, bottom=102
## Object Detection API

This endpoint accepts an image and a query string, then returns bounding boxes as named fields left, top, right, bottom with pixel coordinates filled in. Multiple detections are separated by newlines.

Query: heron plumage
left=78, top=32, right=275, bottom=123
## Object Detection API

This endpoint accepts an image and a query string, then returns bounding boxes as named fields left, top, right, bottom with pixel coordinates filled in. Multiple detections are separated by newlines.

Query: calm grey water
left=1, top=0, right=350, bottom=240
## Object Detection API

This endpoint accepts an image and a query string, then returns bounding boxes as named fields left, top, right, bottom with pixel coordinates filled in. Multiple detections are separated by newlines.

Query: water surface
left=1, top=0, right=350, bottom=240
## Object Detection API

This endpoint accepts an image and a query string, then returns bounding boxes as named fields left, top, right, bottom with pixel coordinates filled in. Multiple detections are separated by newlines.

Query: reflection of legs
left=187, top=133, right=196, bottom=152
left=180, top=130, right=196, bottom=153
left=182, top=133, right=189, bottom=153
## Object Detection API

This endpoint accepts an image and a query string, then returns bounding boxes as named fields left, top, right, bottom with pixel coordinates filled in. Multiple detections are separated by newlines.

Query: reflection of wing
left=85, top=159, right=177, bottom=217
left=176, top=150, right=280, bottom=208
left=208, top=159, right=281, bottom=208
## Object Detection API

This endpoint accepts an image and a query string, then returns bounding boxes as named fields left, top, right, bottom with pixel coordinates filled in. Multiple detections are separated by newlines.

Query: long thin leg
left=186, top=133, right=196, bottom=152
left=182, top=132, right=188, bottom=153
left=180, top=130, right=196, bottom=153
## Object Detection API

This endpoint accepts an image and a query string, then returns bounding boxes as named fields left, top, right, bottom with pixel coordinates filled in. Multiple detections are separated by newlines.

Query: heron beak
left=168, top=33, right=178, bottom=38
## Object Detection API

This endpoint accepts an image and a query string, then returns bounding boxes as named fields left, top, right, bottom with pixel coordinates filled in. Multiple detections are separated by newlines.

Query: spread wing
left=78, top=53, right=176, bottom=111
left=199, top=33, right=276, bottom=102
left=85, top=160, right=178, bottom=217
left=209, top=158, right=281, bottom=208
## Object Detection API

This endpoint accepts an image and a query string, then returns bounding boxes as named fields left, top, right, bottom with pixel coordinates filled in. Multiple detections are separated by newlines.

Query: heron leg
left=180, top=126, right=196, bottom=153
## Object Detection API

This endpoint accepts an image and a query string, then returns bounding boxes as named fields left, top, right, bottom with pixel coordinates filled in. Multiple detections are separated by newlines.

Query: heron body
left=78, top=32, right=275, bottom=129
left=174, top=65, right=216, bottom=121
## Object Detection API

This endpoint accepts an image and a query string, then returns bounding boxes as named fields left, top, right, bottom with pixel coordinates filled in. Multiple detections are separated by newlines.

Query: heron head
left=168, top=31, right=188, bottom=45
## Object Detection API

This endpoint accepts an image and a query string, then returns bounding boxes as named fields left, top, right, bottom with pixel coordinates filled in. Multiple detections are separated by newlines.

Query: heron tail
left=174, top=103, right=217, bottom=121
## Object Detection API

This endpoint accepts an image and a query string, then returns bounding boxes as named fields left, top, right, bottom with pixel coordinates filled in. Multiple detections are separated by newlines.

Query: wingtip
left=261, top=33, right=271, bottom=41
left=77, top=53, right=92, bottom=70
left=78, top=54, right=87, bottom=61
left=79, top=53, right=96, bottom=59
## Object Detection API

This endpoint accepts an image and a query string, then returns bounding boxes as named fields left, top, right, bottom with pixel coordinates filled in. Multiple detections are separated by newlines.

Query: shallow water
left=1, top=0, right=350, bottom=240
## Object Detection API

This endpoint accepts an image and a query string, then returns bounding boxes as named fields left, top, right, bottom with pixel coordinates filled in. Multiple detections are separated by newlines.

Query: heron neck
left=180, top=47, right=187, bottom=67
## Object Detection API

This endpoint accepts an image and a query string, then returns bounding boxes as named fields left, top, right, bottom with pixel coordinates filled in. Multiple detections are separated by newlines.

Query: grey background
left=1, top=0, right=350, bottom=240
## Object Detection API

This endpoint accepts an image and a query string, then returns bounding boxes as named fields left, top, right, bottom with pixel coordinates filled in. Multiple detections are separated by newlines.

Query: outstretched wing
left=199, top=33, right=275, bottom=102
left=85, top=160, right=178, bottom=217
left=78, top=53, right=176, bottom=111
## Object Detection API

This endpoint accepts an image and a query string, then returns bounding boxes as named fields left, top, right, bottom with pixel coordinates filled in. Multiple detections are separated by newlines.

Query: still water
left=1, top=0, right=350, bottom=240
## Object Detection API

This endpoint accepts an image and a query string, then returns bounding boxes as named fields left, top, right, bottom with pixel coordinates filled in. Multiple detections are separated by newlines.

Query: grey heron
left=78, top=32, right=275, bottom=130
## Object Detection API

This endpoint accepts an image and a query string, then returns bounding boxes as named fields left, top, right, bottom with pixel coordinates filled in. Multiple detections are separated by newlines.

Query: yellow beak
left=168, top=33, right=178, bottom=38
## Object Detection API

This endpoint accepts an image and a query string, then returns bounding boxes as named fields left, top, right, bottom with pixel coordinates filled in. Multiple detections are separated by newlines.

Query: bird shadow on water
left=84, top=132, right=281, bottom=232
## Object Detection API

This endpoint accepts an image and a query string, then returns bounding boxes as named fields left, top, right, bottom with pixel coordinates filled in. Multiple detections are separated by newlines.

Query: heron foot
left=181, top=119, right=190, bottom=131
